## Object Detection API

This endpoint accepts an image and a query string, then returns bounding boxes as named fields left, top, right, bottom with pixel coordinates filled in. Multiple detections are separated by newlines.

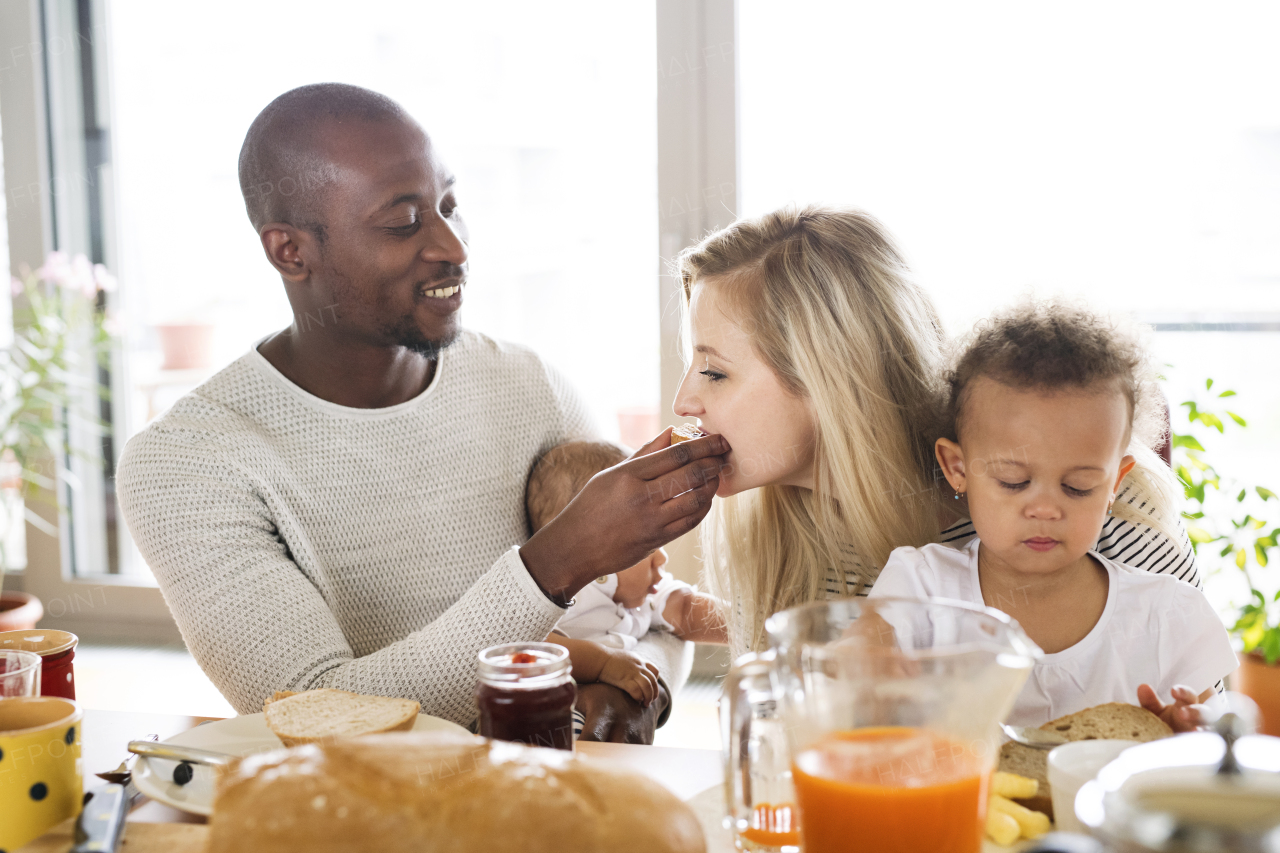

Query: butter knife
left=70, top=784, right=128, bottom=853
left=127, top=739, right=235, bottom=767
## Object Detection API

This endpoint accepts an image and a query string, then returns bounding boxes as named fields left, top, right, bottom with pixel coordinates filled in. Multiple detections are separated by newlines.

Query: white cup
left=1047, top=739, right=1137, bottom=833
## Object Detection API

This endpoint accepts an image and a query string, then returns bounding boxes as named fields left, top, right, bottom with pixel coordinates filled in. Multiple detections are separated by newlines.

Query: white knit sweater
left=116, top=330, right=689, bottom=724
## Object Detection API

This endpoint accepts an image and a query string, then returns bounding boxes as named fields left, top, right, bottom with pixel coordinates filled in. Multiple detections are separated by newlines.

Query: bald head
left=238, top=83, right=413, bottom=242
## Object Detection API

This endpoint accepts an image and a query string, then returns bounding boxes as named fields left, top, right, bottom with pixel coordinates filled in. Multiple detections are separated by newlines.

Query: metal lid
left=0, top=629, right=78, bottom=657
left=1076, top=699, right=1280, bottom=852
left=477, top=642, right=571, bottom=688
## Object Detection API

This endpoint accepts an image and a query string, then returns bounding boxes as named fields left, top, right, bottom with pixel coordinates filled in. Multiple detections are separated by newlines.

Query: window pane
left=739, top=0, right=1280, bottom=326
left=106, top=2, right=659, bottom=575
left=739, top=1, right=1280, bottom=605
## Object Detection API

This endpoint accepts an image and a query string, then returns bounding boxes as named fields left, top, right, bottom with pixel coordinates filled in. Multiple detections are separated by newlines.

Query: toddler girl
left=870, top=300, right=1236, bottom=730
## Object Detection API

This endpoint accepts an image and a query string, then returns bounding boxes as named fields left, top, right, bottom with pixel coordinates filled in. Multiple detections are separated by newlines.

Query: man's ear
left=935, top=438, right=966, bottom=493
left=1113, top=454, right=1137, bottom=494
left=260, top=223, right=317, bottom=284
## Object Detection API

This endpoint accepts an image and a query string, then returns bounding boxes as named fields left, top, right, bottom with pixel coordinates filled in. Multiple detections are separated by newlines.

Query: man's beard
left=384, top=317, right=461, bottom=360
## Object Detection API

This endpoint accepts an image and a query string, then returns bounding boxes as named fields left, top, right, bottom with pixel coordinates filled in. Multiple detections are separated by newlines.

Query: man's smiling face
left=308, top=117, right=469, bottom=356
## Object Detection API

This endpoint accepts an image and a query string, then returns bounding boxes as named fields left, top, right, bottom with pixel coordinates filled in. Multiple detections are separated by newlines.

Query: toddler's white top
left=556, top=571, right=691, bottom=650
left=869, top=539, right=1237, bottom=726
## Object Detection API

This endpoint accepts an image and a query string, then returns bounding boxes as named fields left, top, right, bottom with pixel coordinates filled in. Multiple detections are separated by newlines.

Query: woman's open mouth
left=1023, top=537, right=1059, bottom=552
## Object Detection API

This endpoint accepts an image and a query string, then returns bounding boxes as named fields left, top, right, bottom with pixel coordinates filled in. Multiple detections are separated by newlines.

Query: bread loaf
left=207, top=732, right=706, bottom=853
left=263, top=688, right=420, bottom=746
left=998, top=703, right=1173, bottom=820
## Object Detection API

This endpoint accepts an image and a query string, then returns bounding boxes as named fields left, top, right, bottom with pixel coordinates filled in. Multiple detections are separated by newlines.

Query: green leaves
left=1171, top=434, right=1205, bottom=452
left=1171, top=374, right=1278, bottom=653
left=2, top=265, right=116, bottom=514
left=1187, top=526, right=1217, bottom=544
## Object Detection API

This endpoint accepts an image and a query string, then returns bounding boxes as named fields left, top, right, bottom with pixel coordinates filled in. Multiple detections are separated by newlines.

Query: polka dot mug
left=0, top=696, right=83, bottom=851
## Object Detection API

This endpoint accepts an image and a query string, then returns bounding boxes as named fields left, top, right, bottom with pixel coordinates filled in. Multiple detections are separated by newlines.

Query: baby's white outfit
left=558, top=571, right=691, bottom=738
left=869, top=539, right=1238, bottom=727
left=556, top=571, right=690, bottom=649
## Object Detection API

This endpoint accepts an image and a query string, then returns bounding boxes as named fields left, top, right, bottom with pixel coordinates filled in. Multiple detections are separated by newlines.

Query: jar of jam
left=476, top=642, right=575, bottom=751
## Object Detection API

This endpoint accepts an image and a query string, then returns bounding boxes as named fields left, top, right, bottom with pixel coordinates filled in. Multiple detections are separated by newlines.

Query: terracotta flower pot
left=0, top=590, right=43, bottom=631
left=1233, top=650, right=1280, bottom=736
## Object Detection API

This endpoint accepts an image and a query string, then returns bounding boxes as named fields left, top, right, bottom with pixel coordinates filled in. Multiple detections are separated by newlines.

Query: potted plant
left=0, top=252, right=117, bottom=630
left=1171, top=378, right=1280, bottom=731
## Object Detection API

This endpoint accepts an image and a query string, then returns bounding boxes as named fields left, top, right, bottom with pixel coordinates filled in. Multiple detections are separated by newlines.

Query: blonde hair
left=526, top=440, right=628, bottom=533
left=678, top=206, right=947, bottom=653
left=943, top=298, right=1184, bottom=551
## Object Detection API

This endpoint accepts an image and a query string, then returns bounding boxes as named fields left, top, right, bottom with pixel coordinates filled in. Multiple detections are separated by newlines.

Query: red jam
left=476, top=643, right=576, bottom=751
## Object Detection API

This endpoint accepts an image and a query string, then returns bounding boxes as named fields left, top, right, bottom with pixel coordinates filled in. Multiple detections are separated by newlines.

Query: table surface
left=80, top=708, right=724, bottom=825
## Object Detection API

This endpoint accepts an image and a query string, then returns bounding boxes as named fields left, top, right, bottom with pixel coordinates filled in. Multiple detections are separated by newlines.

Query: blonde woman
left=672, top=206, right=1196, bottom=656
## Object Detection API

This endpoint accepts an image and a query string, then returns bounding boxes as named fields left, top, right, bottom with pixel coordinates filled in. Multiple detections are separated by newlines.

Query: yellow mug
left=0, top=696, right=84, bottom=851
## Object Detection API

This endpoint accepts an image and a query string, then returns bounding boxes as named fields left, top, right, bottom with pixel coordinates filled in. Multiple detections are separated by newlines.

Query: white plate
left=133, top=712, right=468, bottom=815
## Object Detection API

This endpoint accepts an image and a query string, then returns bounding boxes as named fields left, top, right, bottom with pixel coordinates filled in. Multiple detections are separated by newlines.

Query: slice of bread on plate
left=263, top=688, right=420, bottom=746
left=998, top=703, right=1173, bottom=820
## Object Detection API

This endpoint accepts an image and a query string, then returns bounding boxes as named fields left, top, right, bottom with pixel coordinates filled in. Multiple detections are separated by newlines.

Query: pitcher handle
left=720, top=649, right=795, bottom=848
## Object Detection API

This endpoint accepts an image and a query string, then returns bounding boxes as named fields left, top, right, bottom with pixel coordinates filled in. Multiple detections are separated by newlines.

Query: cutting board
left=21, top=794, right=1032, bottom=852
left=15, top=818, right=209, bottom=853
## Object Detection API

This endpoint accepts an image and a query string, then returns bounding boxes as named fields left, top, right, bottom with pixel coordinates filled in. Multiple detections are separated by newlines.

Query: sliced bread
left=997, top=703, right=1173, bottom=821
left=1042, top=702, right=1174, bottom=742
left=263, top=688, right=420, bottom=747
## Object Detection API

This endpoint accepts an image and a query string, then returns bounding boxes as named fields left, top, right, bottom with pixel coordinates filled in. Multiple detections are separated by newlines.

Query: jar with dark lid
left=476, top=642, right=575, bottom=751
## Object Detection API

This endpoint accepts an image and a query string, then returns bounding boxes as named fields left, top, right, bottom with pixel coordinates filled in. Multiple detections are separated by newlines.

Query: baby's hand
left=1137, top=683, right=1206, bottom=733
left=598, top=651, right=661, bottom=707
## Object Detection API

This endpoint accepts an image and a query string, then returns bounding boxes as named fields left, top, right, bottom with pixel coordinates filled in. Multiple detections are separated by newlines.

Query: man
left=116, top=83, right=727, bottom=742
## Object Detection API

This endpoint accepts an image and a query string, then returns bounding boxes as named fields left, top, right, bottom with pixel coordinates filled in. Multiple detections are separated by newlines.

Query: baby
left=525, top=439, right=727, bottom=732
left=870, top=300, right=1236, bottom=730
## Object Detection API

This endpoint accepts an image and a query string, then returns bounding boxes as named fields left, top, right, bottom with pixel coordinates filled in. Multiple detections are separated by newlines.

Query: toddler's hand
left=599, top=651, right=661, bottom=707
left=1137, top=683, right=1206, bottom=733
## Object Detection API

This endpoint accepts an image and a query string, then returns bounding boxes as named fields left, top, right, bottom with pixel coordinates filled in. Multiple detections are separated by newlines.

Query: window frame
left=1, top=0, right=175, bottom=641
left=0, top=0, right=739, bottom=637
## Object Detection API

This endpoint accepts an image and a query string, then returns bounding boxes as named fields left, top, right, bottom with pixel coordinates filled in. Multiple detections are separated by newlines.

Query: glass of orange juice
left=721, top=597, right=1040, bottom=853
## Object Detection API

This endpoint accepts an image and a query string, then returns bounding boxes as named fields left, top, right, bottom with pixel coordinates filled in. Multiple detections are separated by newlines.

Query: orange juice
left=738, top=802, right=799, bottom=847
left=791, top=727, right=987, bottom=853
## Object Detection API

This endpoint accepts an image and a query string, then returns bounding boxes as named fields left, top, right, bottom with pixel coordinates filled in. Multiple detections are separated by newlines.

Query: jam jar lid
left=478, top=642, right=571, bottom=688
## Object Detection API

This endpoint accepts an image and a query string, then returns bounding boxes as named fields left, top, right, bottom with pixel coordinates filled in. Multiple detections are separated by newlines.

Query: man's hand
left=1137, top=683, right=1209, bottom=733
left=598, top=650, right=661, bottom=707
left=520, top=430, right=728, bottom=603
left=576, top=680, right=669, bottom=744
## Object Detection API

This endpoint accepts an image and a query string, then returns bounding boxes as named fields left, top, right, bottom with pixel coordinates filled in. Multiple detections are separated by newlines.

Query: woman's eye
left=1063, top=485, right=1094, bottom=497
left=997, top=480, right=1029, bottom=491
left=441, top=203, right=458, bottom=218
left=699, top=369, right=726, bottom=383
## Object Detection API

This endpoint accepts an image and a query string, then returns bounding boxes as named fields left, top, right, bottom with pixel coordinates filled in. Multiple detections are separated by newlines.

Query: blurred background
left=1, top=1, right=1277, bottom=736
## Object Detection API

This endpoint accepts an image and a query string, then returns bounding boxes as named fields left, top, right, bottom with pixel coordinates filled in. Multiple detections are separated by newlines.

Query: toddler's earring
left=953, top=488, right=964, bottom=501
left=1106, top=497, right=1115, bottom=516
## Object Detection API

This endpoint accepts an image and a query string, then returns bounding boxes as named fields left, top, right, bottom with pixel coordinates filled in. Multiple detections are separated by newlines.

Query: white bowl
left=1047, top=739, right=1137, bottom=833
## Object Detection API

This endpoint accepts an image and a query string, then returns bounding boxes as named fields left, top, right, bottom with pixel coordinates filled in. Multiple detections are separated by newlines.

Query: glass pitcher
left=721, top=596, right=1042, bottom=853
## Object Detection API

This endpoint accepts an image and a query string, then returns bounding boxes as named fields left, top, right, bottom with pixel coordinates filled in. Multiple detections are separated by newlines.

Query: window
left=2, top=1, right=665, bottom=635
left=738, top=0, right=1280, bottom=486
left=103, top=1, right=660, bottom=578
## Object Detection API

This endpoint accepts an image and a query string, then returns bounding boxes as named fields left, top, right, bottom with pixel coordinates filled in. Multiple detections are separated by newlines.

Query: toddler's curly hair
left=942, top=299, right=1167, bottom=452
